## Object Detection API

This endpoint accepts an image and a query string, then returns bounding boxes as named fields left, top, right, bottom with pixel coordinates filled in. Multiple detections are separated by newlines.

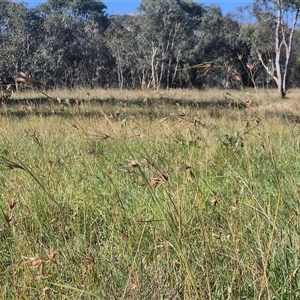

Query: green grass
left=1, top=88, right=300, bottom=299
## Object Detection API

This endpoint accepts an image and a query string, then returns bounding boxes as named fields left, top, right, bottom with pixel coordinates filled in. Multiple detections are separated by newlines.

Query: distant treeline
left=1, top=0, right=299, bottom=90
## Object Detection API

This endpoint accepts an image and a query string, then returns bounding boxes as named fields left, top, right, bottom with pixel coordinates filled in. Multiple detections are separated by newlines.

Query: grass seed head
left=28, top=256, right=42, bottom=268
left=8, top=199, right=16, bottom=210
left=129, top=160, right=139, bottom=167
left=150, top=175, right=168, bottom=187
left=211, top=199, right=218, bottom=206
left=246, top=63, right=254, bottom=70
left=47, top=249, right=56, bottom=262
left=141, top=158, right=151, bottom=166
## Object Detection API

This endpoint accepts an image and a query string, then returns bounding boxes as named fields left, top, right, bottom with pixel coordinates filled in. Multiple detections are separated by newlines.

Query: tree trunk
left=151, top=42, right=158, bottom=89
left=256, top=0, right=299, bottom=98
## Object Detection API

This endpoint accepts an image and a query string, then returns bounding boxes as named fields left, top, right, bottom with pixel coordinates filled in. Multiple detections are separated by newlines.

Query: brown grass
left=11, top=86, right=299, bottom=102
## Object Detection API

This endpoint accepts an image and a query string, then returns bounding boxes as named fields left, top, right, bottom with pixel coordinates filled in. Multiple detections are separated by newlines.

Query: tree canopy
left=0, top=0, right=299, bottom=93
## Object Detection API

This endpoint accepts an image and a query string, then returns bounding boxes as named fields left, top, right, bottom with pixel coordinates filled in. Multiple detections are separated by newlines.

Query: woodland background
left=1, top=0, right=300, bottom=90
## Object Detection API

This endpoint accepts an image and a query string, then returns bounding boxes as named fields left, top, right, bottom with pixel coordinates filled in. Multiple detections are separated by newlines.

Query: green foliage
left=36, top=0, right=107, bottom=25
left=31, top=0, right=111, bottom=88
left=0, top=0, right=250, bottom=90
left=0, top=1, right=30, bottom=74
left=137, top=0, right=206, bottom=88
left=1, top=0, right=300, bottom=90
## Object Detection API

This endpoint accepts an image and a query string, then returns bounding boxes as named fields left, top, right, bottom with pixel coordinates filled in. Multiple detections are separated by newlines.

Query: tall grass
left=0, top=88, right=300, bottom=299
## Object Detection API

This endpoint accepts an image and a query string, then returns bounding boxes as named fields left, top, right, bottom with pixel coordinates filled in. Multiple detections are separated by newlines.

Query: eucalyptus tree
left=32, top=0, right=111, bottom=88
left=188, top=6, right=246, bottom=88
left=288, top=30, right=300, bottom=87
left=106, top=15, right=139, bottom=89
left=240, top=0, right=300, bottom=97
left=107, top=14, right=161, bottom=89
left=0, top=1, right=32, bottom=79
left=137, top=0, right=205, bottom=89
left=169, top=5, right=245, bottom=89
left=134, top=0, right=244, bottom=89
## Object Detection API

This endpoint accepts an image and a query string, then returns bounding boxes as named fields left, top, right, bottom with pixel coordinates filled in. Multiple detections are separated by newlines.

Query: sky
left=15, top=0, right=253, bottom=16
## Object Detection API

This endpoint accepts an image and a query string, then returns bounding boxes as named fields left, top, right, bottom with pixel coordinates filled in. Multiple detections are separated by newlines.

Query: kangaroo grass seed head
left=246, top=63, right=254, bottom=70
left=47, top=249, right=56, bottom=262
left=8, top=199, right=16, bottom=210
left=211, top=198, right=218, bottom=206
left=128, top=160, right=139, bottom=167
left=150, top=174, right=168, bottom=187
left=27, top=256, right=43, bottom=268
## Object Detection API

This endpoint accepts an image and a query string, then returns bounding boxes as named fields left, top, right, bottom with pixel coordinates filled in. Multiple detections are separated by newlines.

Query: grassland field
left=0, top=87, right=300, bottom=299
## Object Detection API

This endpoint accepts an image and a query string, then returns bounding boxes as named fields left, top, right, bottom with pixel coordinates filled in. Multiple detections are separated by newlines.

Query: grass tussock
left=1, top=87, right=300, bottom=299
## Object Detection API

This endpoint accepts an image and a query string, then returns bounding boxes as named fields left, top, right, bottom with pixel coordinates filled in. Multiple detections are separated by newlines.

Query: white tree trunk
left=256, top=0, right=299, bottom=98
